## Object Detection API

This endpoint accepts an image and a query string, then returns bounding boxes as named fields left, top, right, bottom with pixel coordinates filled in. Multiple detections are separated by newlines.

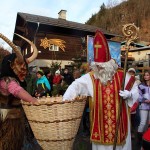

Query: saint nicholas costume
left=63, top=30, right=139, bottom=150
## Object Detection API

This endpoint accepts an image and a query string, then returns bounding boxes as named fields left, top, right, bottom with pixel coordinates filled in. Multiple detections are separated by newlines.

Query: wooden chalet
left=13, top=10, right=121, bottom=68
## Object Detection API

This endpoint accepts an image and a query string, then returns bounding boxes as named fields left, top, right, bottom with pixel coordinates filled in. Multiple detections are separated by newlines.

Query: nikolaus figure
left=0, top=33, right=38, bottom=150
left=63, top=30, right=139, bottom=150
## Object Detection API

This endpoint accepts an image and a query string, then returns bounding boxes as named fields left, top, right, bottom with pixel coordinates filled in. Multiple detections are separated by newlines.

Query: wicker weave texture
left=23, top=100, right=85, bottom=122
left=30, top=118, right=81, bottom=140
left=22, top=97, right=86, bottom=150
left=38, top=139, right=74, bottom=150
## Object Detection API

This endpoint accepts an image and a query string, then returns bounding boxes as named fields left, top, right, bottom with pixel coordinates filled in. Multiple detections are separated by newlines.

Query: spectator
left=128, top=68, right=141, bottom=84
left=73, top=69, right=81, bottom=79
left=45, top=70, right=54, bottom=96
left=35, top=70, right=51, bottom=97
left=132, top=62, right=142, bottom=79
left=80, top=63, right=91, bottom=76
left=128, top=68, right=136, bottom=76
left=59, top=68, right=74, bottom=96
left=128, top=68, right=141, bottom=138
left=137, top=70, right=150, bottom=147
left=26, top=66, right=37, bottom=96
left=53, top=70, right=62, bottom=85
left=62, top=68, right=74, bottom=85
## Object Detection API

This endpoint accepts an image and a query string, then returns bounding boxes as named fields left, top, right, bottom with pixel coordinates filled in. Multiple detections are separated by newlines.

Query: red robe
left=89, top=69, right=135, bottom=145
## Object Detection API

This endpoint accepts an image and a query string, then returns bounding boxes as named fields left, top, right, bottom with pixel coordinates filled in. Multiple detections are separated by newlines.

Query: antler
left=0, top=33, right=23, bottom=63
left=15, top=33, right=38, bottom=63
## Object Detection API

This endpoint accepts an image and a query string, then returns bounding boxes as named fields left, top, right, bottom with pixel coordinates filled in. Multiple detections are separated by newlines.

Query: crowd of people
left=26, top=67, right=81, bottom=98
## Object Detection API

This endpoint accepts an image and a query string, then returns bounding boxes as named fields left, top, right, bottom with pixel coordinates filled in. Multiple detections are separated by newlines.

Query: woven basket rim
left=28, top=116, right=82, bottom=123
left=21, top=96, right=87, bottom=106
left=37, top=137, right=74, bottom=142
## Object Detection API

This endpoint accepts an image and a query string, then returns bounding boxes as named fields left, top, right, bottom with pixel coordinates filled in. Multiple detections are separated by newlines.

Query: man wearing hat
left=63, top=30, right=139, bottom=150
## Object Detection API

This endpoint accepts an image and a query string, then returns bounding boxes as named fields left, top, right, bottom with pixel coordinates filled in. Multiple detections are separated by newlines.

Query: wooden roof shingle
left=17, top=12, right=121, bottom=37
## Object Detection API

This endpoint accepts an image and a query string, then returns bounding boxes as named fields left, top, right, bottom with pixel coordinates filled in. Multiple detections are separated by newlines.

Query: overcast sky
left=0, top=0, right=122, bottom=49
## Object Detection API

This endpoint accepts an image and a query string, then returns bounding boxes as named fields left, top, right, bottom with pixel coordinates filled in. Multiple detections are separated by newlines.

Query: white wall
left=130, top=50, right=150, bottom=66
left=29, top=59, right=73, bottom=68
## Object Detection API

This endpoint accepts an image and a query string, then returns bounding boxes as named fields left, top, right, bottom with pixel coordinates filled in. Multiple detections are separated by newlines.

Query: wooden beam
left=129, top=46, right=150, bottom=52
left=16, top=26, right=26, bottom=32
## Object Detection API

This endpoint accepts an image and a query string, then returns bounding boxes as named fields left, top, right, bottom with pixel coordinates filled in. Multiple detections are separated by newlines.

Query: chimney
left=58, top=10, right=67, bottom=20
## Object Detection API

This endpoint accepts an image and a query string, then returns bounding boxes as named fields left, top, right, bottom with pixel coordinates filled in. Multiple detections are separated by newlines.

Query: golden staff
left=113, top=23, right=139, bottom=150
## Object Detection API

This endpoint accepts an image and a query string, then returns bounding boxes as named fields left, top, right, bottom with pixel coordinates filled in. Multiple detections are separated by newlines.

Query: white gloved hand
left=119, top=90, right=132, bottom=99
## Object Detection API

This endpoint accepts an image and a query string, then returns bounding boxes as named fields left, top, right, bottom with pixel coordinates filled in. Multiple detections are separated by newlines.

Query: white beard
left=90, top=59, right=118, bottom=85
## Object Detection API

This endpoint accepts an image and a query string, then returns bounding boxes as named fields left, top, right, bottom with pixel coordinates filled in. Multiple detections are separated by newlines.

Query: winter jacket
left=35, top=75, right=51, bottom=96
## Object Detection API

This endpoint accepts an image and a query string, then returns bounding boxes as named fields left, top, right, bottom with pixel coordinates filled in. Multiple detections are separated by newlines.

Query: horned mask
left=0, top=33, right=38, bottom=82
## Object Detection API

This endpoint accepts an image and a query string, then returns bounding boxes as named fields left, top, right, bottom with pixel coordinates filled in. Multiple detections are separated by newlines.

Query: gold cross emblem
left=94, top=132, right=99, bottom=138
left=94, top=41, right=102, bottom=59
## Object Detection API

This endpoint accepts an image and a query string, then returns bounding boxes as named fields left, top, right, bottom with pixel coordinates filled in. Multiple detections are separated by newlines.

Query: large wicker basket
left=22, top=96, right=86, bottom=150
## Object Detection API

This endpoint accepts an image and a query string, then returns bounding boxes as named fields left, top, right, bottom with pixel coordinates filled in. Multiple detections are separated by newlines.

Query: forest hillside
left=86, top=0, right=150, bottom=43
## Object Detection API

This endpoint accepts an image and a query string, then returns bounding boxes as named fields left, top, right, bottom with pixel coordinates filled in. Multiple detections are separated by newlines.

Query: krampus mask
left=0, top=33, right=38, bottom=83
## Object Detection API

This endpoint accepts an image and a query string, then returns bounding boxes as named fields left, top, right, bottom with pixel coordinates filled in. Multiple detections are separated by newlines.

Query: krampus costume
left=0, top=33, right=38, bottom=150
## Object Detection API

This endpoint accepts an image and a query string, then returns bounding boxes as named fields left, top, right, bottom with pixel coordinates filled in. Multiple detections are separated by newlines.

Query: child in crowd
left=35, top=70, right=51, bottom=97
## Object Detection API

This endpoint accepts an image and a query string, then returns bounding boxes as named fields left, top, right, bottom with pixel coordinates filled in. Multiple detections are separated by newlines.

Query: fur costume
left=0, top=33, right=38, bottom=150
